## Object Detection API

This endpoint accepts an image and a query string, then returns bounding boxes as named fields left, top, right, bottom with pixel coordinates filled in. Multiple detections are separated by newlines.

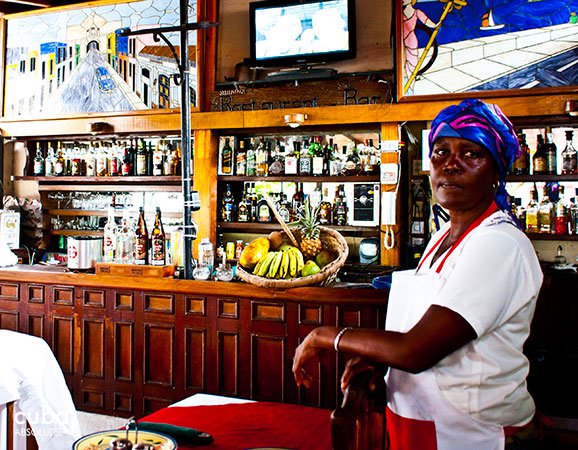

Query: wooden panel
left=84, top=289, right=105, bottom=308
left=28, top=314, right=44, bottom=338
left=143, top=397, right=172, bottom=416
left=337, top=307, right=362, bottom=328
left=0, top=310, right=19, bottom=330
left=82, top=389, right=104, bottom=409
left=53, top=286, right=74, bottom=306
left=185, top=296, right=206, bottom=316
left=144, top=293, right=174, bottom=313
left=83, top=319, right=104, bottom=378
left=218, top=298, right=238, bottom=319
left=144, top=324, right=174, bottom=386
left=380, top=122, right=401, bottom=267
left=299, top=305, right=322, bottom=325
left=114, top=393, right=133, bottom=414
left=251, top=334, right=285, bottom=402
left=53, top=316, right=74, bottom=374
left=185, top=328, right=205, bottom=390
left=115, top=322, right=133, bottom=382
left=251, top=301, right=285, bottom=322
left=0, top=282, right=18, bottom=300
left=28, top=284, right=44, bottom=303
left=115, top=292, right=134, bottom=310
left=217, top=331, right=238, bottom=396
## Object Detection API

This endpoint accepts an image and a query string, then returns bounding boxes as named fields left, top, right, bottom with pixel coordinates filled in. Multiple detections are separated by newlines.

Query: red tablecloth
left=140, top=402, right=332, bottom=450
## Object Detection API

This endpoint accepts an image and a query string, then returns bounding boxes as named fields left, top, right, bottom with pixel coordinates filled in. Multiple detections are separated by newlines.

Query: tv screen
left=249, top=0, right=356, bottom=68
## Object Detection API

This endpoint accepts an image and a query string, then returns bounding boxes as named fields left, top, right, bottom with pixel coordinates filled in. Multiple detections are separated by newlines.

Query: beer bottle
left=151, top=207, right=166, bottom=266
left=134, top=207, right=149, bottom=265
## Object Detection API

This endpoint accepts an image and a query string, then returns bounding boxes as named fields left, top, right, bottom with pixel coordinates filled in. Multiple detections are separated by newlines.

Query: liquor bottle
left=284, top=141, right=299, bottom=175
left=319, top=187, right=333, bottom=225
left=96, top=143, right=108, bottom=177
left=367, top=138, right=380, bottom=174
left=512, top=198, right=526, bottom=231
left=70, top=143, right=81, bottom=176
left=342, top=145, right=361, bottom=176
left=333, top=185, right=348, bottom=226
left=256, top=195, right=272, bottom=222
left=512, top=133, right=530, bottom=175
left=216, top=233, right=225, bottom=264
left=255, top=138, right=269, bottom=177
left=329, top=142, right=342, bottom=176
left=221, top=183, right=236, bottom=222
left=164, top=142, right=175, bottom=176
left=299, top=139, right=312, bottom=175
left=291, top=182, right=305, bottom=221
left=538, top=185, right=554, bottom=233
left=322, top=138, right=332, bottom=176
left=571, top=189, right=578, bottom=235
left=147, top=141, right=154, bottom=176
left=268, top=139, right=285, bottom=176
left=107, top=142, right=119, bottom=176
left=311, top=137, right=325, bottom=176
left=136, top=139, right=148, bottom=175
left=54, top=142, right=65, bottom=176
left=103, top=208, right=117, bottom=262
left=220, top=137, right=234, bottom=175
left=84, top=143, right=96, bottom=177
left=236, top=139, right=246, bottom=176
left=277, top=193, right=291, bottom=223
left=561, top=130, right=578, bottom=175
left=116, top=212, right=134, bottom=264
left=45, top=143, right=56, bottom=176
left=554, top=186, right=570, bottom=235
left=152, top=140, right=164, bottom=176
left=151, top=207, right=166, bottom=266
left=134, top=207, right=149, bottom=265
left=545, top=132, right=558, bottom=175
left=198, top=237, right=214, bottom=272
left=532, top=135, right=547, bottom=175
left=172, top=142, right=182, bottom=176
left=237, top=188, right=249, bottom=222
left=246, top=138, right=257, bottom=176
left=121, top=146, right=132, bottom=176
left=33, top=142, right=44, bottom=176
left=250, top=182, right=259, bottom=222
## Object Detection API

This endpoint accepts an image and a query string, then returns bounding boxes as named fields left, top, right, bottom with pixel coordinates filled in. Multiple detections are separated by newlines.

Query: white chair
left=0, top=331, right=81, bottom=450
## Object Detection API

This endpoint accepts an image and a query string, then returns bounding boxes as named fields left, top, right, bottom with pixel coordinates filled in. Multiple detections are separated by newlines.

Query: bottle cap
left=566, top=130, right=574, bottom=139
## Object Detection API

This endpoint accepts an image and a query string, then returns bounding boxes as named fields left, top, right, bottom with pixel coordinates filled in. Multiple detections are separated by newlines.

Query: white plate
left=72, top=429, right=177, bottom=450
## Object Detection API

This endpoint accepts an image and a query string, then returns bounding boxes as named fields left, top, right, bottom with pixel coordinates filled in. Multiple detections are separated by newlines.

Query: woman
left=292, top=99, right=543, bottom=450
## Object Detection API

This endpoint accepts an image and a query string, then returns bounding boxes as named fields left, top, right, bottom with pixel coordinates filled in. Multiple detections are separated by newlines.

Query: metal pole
left=180, top=0, right=194, bottom=279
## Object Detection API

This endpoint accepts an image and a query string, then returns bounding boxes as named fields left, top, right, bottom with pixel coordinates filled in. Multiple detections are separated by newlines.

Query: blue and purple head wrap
left=428, top=98, right=521, bottom=213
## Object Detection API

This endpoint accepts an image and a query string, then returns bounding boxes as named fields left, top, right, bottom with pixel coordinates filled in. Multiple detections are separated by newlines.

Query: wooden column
left=380, top=123, right=401, bottom=267
left=192, top=129, right=218, bottom=258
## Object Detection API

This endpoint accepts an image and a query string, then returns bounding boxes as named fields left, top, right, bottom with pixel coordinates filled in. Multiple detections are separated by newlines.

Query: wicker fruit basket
left=236, top=226, right=349, bottom=289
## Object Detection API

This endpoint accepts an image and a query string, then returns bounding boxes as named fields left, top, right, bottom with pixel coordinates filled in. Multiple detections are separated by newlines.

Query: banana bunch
left=252, top=246, right=305, bottom=279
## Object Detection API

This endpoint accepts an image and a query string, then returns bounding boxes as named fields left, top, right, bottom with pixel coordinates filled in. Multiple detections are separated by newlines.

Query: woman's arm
left=293, top=305, right=476, bottom=387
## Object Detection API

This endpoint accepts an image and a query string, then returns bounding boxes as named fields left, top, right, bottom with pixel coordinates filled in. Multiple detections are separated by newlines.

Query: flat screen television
left=249, top=0, right=356, bottom=69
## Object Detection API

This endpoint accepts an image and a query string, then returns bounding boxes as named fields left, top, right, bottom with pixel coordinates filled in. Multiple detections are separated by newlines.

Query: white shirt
left=419, top=211, right=543, bottom=426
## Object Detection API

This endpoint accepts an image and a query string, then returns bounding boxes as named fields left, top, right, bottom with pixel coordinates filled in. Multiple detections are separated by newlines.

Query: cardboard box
left=95, top=262, right=175, bottom=278
left=0, top=211, right=20, bottom=249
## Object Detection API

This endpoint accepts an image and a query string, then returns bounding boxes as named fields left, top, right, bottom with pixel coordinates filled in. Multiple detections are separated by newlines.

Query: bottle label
left=258, top=204, right=271, bottom=222
left=312, top=157, right=324, bottom=175
left=285, top=156, right=297, bottom=175
left=54, top=162, right=64, bottom=175
left=136, top=155, right=147, bottom=175
left=33, top=161, right=44, bottom=175
left=533, top=157, right=547, bottom=173
left=134, top=238, right=148, bottom=264
left=151, top=238, right=165, bottom=265
left=299, top=158, right=311, bottom=174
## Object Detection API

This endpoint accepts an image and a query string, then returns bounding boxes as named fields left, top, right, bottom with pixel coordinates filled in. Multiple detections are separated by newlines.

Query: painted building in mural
left=3, top=0, right=196, bottom=118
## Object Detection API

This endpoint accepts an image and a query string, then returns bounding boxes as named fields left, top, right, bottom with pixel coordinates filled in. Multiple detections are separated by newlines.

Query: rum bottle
left=298, top=139, right=312, bottom=175
left=545, top=132, right=557, bottom=175
left=246, top=138, right=257, bottom=176
left=33, top=142, right=44, bottom=176
left=116, top=213, right=134, bottom=264
left=512, top=133, right=530, bottom=175
left=532, top=135, right=547, bottom=175
left=561, top=130, right=577, bottom=175
left=319, top=187, right=333, bottom=225
left=538, top=185, right=554, bottom=233
left=103, top=208, right=117, bottom=262
left=236, top=139, right=246, bottom=176
left=255, top=138, right=269, bottom=177
left=54, top=142, right=65, bottom=176
left=134, top=207, right=149, bottom=265
left=151, top=207, right=166, bottom=266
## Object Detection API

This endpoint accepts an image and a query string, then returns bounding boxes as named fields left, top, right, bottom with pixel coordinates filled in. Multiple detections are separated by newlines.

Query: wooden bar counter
left=0, top=265, right=386, bottom=418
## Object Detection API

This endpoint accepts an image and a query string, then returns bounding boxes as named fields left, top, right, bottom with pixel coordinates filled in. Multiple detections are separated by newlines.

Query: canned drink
left=226, top=242, right=235, bottom=260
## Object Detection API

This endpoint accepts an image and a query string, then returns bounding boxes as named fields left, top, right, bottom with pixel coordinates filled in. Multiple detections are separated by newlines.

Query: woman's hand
left=340, top=357, right=387, bottom=394
left=293, top=327, right=336, bottom=388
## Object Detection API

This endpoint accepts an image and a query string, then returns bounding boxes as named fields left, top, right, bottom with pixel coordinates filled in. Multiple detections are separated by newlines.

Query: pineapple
left=296, top=197, right=323, bottom=260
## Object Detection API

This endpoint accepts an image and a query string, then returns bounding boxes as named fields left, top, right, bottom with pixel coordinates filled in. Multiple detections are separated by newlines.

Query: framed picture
left=2, top=0, right=198, bottom=119
left=396, top=0, right=578, bottom=101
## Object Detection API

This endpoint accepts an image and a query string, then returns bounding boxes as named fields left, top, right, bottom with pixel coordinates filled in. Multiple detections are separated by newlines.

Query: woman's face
left=430, top=137, right=498, bottom=213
